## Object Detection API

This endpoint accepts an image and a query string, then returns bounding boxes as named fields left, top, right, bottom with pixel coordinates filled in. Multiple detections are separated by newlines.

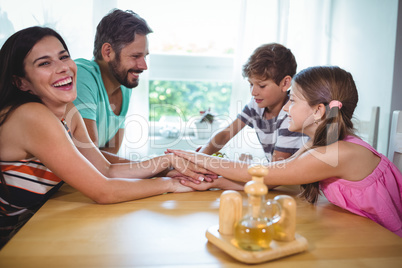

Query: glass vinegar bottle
left=234, top=165, right=273, bottom=251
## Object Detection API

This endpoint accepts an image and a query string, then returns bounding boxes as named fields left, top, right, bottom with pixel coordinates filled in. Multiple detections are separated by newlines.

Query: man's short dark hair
left=93, top=9, right=153, bottom=60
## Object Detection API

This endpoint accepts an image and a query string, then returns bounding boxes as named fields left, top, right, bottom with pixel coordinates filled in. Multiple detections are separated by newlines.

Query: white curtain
left=229, top=0, right=333, bottom=118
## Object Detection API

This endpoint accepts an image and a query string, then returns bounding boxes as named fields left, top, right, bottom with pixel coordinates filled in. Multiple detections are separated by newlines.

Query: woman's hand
left=167, top=154, right=218, bottom=184
left=166, top=148, right=252, bottom=184
left=157, top=177, right=195, bottom=193
left=178, top=176, right=245, bottom=191
left=165, top=169, right=216, bottom=184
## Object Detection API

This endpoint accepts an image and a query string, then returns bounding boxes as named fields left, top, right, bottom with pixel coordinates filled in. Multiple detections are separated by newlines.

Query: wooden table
left=0, top=184, right=401, bottom=268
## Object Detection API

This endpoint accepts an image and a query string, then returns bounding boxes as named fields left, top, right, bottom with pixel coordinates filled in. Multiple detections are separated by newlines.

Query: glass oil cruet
left=234, top=164, right=280, bottom=251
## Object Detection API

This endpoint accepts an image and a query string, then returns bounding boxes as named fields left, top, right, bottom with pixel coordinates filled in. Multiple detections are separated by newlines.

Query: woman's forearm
left=106, top=153, right=214, bottom=182
left=107, top=154, right=172, bottom=179
left=90, top=177, right=174, bottom=204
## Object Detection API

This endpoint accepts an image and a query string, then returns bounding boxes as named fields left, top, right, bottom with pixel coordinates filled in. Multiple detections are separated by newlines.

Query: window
left=147, top=53, right=234, bottom=137
left=149, top=80, right=232, bottom=122
left=116, top=0, right=241, bottom=136
left=115, top=0, right=244, bottom=157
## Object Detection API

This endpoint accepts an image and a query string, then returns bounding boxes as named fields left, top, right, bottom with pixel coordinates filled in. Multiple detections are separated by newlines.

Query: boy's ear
left=101, top=43, right=115, bottom=62
left=280, top=75, right=292, bottom=92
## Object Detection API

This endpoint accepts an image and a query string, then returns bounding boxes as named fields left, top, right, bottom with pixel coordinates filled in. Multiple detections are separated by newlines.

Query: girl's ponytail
left=293, top=66, right=358, bottom=204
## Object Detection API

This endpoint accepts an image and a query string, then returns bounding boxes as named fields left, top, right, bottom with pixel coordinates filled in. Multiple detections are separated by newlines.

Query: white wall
left=391, top=0, right=402, bottom=123
left=329, top=0, right=399, bottom=154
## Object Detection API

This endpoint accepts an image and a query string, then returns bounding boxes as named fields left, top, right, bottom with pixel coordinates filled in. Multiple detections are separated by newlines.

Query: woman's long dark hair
left=293, top=66, right=359, bottom=204
left=0, top=26, right=70, bottom=209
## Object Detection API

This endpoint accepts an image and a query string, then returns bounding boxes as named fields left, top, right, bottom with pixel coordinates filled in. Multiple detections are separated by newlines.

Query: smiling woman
left=15, top=36, right=77, bottom=117
left=0, top=26, right=232, bottom=249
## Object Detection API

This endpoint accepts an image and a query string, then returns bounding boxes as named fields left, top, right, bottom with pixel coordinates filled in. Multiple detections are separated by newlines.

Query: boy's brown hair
left=242, top=43, right=297, bottom=85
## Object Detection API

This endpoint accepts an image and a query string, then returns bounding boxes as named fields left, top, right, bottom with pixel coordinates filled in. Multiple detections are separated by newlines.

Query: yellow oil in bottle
left=233, top=165, right=275, bottom=251
left=234, top=218, right=274, bottom=251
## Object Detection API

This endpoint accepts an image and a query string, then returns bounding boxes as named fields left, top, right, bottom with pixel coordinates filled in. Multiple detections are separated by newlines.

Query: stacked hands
left=164, top=150, right=245, bottom=191
left=165, top=150, right=218, bottom=184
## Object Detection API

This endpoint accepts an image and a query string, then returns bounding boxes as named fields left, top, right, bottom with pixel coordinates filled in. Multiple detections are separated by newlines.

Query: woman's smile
left=52, top=76, right=74, bottom=91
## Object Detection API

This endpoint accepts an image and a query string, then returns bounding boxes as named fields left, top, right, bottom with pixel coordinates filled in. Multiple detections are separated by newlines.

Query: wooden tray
left=206, top=225, right=308, bottom=264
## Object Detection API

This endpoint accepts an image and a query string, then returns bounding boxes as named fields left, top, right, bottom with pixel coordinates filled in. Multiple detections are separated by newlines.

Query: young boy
left=198, top=43, right=308, bottom=162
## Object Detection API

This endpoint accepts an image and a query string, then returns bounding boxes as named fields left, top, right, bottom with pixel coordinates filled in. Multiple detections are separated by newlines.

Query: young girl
left=0, top=26, right=214, bottom=247
left=168, top=66, right=402, bottom=237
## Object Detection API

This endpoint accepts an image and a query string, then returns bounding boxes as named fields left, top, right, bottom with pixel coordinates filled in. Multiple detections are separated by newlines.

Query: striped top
left=0, top=158, right=63, bottom=216
left=0, top=119, right=70, bottom=247
left=0, top=158, right=63, bottom=248
left=61, top=118, right=72, bottom=138
left=238, top=97, right=309, bottom=162
left=1, top=117, right=69, bottom=215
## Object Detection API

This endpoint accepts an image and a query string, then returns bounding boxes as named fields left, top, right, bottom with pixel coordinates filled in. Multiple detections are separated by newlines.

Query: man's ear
left=101, top=43, right=115, bottom=62
left=280, top=75, right=292, bottom=92
left=12, top=75, right=30, bottom=92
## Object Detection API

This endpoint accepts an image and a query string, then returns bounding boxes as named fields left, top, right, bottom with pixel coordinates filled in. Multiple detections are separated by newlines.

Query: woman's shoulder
left=12, top=102, right=54, bottom=118
left=13, top=102, right=50, bottom=112
left=6, top=103, right=60, bottom=129
left=0, top=103, right=58, bottom=161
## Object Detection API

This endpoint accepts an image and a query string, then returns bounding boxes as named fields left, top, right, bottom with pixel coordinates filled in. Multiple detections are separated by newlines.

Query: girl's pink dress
left=320, top=136, right=402, bottom=237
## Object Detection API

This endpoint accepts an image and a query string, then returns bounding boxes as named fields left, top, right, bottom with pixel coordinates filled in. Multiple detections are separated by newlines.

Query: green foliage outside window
left=149, top=80, right=232, bottom=121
